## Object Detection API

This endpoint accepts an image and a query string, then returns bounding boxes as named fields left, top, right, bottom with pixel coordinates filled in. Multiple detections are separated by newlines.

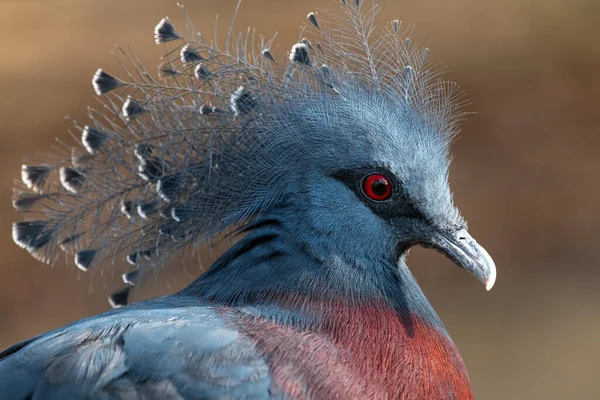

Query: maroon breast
left=235, top=299, right=474, bottom=399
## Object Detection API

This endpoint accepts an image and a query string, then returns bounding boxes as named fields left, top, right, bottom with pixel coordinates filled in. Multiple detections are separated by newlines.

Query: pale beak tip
left=485, top=262, right=497, bottom=291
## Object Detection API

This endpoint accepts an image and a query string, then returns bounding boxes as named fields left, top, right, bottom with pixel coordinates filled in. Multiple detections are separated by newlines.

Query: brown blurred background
left=0, top=0, right=599, bottom=398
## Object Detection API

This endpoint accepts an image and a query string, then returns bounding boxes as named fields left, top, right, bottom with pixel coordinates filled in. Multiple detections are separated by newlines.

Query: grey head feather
left=180, top=44, right=204, bottom=64
left=108, top=287, right=130, bottom=308
left=194, top=64, right=211, bottom=80
left=12, top=192, right=46, bottom=212
left=81, top=126, right=110, bottom=154
left=122, top=269, right=140, bottom=286
left=92, top=69, right=125, bottom=96
left=289, top=42, right=311, bottom=66
left=261, top=49, right=275, bottom=63
left=154, top=17, right=181, bottom=44
left=21, top=165, right=50, bottom=193
left=59, top=167, right=85, bottom=194
left=75, top=249, right=97, bottom=271
left=307, top=12, right=320, bottom=30
left=11, top=1, right=465, bottom=287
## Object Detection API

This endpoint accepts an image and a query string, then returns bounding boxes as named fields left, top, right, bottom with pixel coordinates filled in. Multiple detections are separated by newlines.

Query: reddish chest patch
left=236, top=300, right=473, bottom=400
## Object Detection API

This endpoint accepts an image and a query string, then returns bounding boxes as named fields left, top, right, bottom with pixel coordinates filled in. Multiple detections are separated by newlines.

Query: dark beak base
left=427, top=228, right=496, bottom=291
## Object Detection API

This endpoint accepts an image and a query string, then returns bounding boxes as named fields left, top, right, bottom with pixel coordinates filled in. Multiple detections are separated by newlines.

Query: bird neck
left=183, top=220, right=473, bottom=399
left=184, top=216, right=445, bottom=332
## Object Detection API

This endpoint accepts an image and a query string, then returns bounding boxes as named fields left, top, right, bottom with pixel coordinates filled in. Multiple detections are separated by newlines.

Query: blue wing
left=0, top=297, right=271, bottom=399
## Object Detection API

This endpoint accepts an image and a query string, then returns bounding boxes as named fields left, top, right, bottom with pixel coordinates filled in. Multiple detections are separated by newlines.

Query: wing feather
left=0, top=303, right=271, bottom=399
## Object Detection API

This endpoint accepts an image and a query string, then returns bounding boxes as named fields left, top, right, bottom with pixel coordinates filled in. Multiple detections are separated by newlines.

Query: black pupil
left=371, top=178, right=388, bottom=196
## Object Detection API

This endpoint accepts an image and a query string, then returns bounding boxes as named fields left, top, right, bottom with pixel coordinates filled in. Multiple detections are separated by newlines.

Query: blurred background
left=0, top=0, right=598, bottom=398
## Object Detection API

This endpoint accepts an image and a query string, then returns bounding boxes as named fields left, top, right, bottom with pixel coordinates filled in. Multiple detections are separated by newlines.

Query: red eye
left=362, top=173, right=392, bottom=201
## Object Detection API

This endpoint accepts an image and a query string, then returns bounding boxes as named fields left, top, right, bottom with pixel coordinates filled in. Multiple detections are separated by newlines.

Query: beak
left=428, top=228, right=496, bottom=291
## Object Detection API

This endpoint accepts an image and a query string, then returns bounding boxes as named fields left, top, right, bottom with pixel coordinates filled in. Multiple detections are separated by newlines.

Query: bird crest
left=12, top=0, right=465, bottom=303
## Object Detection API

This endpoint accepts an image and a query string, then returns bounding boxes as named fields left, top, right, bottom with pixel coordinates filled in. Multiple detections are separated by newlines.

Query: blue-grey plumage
left=11, top=1, right=467, bottom=273
left=5, top=0, right=496, bottom=398
left=0, top=299, right=271, bottom=399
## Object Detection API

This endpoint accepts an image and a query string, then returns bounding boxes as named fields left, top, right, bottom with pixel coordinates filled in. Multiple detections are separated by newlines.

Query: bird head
left=11, top=1, right=495, bottom=305
left=238, top=82, right=496, bottom=291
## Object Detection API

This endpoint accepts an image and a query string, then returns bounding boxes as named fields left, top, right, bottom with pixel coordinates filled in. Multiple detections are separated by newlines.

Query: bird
left=1, top=1, right=496, bottom=399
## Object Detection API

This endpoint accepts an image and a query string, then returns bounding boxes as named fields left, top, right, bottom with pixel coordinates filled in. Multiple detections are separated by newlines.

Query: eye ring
left=362, top=173, right=392, bottom=201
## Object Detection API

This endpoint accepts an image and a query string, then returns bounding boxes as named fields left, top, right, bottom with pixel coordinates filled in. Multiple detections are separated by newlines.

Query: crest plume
left=12, top=0, right=465, bottom=303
